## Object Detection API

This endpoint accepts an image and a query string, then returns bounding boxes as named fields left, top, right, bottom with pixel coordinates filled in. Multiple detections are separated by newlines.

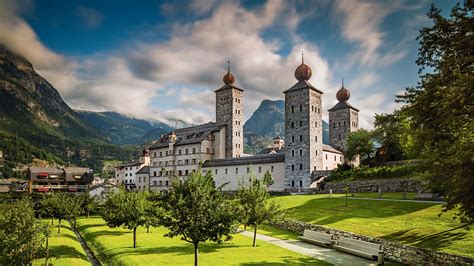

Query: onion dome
left=223, top=61, right=235, bottom=84
left=336, top=77, right=350, bottom=102
left=294, top=52, right=312, bottom=81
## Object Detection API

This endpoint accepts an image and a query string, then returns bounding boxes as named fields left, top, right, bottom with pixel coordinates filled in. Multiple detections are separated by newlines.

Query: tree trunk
left=73, top=218, right=77, bottom=229
left=87, top=210, right=90, bottom=218
left=51, top=216, right=54, bottom=225
left=58, top=219, right=62, bottom=234
left=253, top=226, right=257, bottom=247
left=133, top=227, right=137, bottom=248
left=147, top=225, right=150, bottom=233
left=194, top=242, right=199, bottom=266
left=45, top=236, right=49, bottom=265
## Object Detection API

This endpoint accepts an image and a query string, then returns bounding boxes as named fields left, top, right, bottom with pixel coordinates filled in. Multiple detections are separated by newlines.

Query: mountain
left=0, top=46, right=137, bottom=175
left=77, top=111, right=172, bottom=145
left=243, top=99, right=329, bottom=154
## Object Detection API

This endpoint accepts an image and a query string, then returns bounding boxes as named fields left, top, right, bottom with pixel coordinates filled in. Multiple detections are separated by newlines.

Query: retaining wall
left=321, top=178, right=425, bottom=193
left=271, top=220, right=473, bottom=265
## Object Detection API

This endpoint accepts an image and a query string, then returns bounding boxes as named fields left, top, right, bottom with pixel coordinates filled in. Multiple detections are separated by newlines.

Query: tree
left=262, top=171, right=274, bottom=187
left=144, top=192, right=164, bottom=233
left=0, top=199, right=47, bottom=264
left=161, top=170, right=236, bottom=266
left=67, top=194, right=85, bottom=230
left=46, top=193, right=71, bottom=234
left=397, top=2, right=474, bottom=222
left=373, top=110, right=416, bottom=161
left=101, top=189, right=149, bottom=248
left=81, top=193, right=97, bottom=218
left=344, top=129, right=375, bottom=166
left=237, top=175, right=283, bottom=247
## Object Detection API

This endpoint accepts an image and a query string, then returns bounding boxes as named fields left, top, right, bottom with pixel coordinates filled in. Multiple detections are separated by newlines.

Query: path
left=347, top=197, right=444, bottom=204
left=69, top=221, right=101, bottom=266
left=240, top=231, right=377, bottom=265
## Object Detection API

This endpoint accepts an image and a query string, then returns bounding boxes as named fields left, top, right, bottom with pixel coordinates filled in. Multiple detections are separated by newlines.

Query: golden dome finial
left=223, top=60, right=235, bottom=84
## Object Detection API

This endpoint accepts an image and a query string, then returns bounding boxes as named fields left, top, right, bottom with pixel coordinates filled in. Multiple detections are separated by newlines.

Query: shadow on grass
left=286, top=197, right=435, bottom=225
left=381, top=223, right=471, bottom=250
left=49, top=245, right=88, bottom=261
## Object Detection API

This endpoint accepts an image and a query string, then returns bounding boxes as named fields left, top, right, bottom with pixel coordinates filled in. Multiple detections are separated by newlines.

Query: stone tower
left=215, top=62, right=244, bottom=158
left=328, top=79, right=359, bottom=153
left=284, top=55, right=323, bottom=190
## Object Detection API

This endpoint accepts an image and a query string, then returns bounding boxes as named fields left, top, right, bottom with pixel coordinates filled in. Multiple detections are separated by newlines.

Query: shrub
left=326, top=165, right=421, bottom=182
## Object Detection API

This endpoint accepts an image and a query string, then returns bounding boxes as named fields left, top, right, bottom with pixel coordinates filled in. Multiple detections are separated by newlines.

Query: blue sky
left=0, top=0, right=457, bottom=128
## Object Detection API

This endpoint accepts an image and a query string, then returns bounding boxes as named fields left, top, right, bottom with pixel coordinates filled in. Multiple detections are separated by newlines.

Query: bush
left=326, top=165, right=421, bottom=182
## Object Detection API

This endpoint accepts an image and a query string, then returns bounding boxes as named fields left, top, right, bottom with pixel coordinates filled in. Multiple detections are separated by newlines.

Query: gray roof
left=323, top=144, right=343, bottom=154
left=202, top=153, right=285, bottom=167
left=28, top=167, right=63, bottom=175
left=328, top=101, right=359, bottom=112
left=283, top=80, right=323, bottom=94
left=257, top=147, right=285, bottom=155
left=136, top=166, right=150, bottom=175
left=116, top=160, right=142, bottom=168
left=150, top=122, right=224, bottom=149
left=214, top=83, right=244, bottom=93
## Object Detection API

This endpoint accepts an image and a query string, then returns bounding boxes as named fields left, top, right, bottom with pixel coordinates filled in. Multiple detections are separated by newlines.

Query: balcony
left=32, top=184, right=68, bottom=189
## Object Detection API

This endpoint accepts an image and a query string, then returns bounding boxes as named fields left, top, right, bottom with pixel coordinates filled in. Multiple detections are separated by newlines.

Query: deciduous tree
left=398, top=2, right=474, bottom=222
left=237, top=175, right=283, bottom=247
left=161, top=170, right=236, bottom=266
left=344, top=129, right=375, bottom=166
left=101, top=189, right=149, bottom=248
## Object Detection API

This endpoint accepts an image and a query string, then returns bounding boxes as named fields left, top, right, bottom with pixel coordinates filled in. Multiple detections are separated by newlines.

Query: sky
left=0, top=0, right=457, bottom=129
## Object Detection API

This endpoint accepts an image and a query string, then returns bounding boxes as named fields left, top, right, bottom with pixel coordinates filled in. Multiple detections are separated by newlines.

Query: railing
left=68, top=185, right=89, bottom=189
left=32, top=185, right=68, bottom=189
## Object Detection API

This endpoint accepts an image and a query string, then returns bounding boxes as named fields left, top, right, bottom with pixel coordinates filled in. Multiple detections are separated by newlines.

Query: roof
left=323, top=144, right=343, bottom=154
left=89, top=181, right=119, bottom=190
left=116, top=160, right=142, bottom=168
left=202, top=153, right=285, bottom=167
left=214, top=83, right=244, bottom=93
left=136, top=166, right=150, bottom=175
left=150, top=122, right=224, bottom=149
left=283, top=80, right=323, bottom=94
left=257, top=147, right=285, bottom=155
left=64, top=167, right=92, bottom=182
left=28, top=167, right=63, bottom=175
left=328, top=101, right=359, bottom=112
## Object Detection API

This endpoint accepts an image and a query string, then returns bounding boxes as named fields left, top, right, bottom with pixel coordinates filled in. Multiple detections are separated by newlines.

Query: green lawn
left=33, top=220, right=89, bottom=266
left=76, top=217, right=328, bottom=265
left=269, top=194, right=473, bottom=258
left=348, top=192, right=418, bottom=200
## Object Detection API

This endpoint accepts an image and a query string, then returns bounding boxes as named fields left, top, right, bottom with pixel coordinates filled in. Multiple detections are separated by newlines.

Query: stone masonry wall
left=271, top=220, right=474, bottom=265
left=321, top=178, right=425, bottom=193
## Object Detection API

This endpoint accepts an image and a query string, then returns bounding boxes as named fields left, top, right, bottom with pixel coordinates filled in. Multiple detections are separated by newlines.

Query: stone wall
left=271, top=220, right=474, bottom=265
left=321, top=178, right=425, bottom=193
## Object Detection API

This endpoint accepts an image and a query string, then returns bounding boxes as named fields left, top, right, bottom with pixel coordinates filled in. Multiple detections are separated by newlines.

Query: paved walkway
left=240, top=231, right=377, bottom=265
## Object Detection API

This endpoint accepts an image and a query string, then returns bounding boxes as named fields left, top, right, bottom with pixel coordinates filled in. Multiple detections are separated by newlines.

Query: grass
left=33, top=219, right=89, bottom=266
left=269, top=194, right=474, bottom=258
left=76, top=217, right=329, bottom=265
left=347, top=192, right=418, bottom=200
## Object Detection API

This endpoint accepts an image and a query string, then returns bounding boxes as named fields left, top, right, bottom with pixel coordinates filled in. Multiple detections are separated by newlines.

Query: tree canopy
left=344, top=129, right=375, bottom=165
left=237, top=175, right=283, bottom=247
left=161, top=170, right=236, bottom=266
left=397, top=2, right=473, bottom=222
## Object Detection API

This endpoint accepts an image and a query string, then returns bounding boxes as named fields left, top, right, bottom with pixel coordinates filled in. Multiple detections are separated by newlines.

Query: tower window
left=339, top=122, right=341, bottom=127
left=292, top=150, right=295, bottom=156
left=315, top=121, right=317, bottom=127
left=236, top=168, right=238, bottom=174
left=292, top=180, right=295, bottom=187
left=292, top=136, right=295, bottom=142
left=315, top=136, right=318, bottom=142
left=291, top=165, right=295, bottom=170
left=300, top=180, right=303, bottom=187
left=326, top=154, right=328, bottom=160
left=300, top=121, right=303, bottom=127
left=299, top=149, right=303, bottom=156
left=291, top=122, right=294, bottom=128
left=299, top=164, right=303, bottom=170
left=333, top=123, right=336, bottom=128
left=344, top=121, right=346, bottom=126
left=299, top=135, right=303, bottom=141
left=300, top=105, right=302, bottom=112
left=338, top=135, right=341, bottom=140
left=291, top=106, right=295, bottom=113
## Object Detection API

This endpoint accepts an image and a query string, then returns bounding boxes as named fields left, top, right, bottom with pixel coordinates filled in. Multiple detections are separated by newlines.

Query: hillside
left=77, top=111, right=172, bottom=145
left=243, top=99, right=329, bottom=154
left=0, top=46, right=137, bottom=176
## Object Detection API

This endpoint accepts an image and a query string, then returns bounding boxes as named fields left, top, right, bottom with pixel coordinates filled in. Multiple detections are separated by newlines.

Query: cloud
left=74, top=6, right=104, bottom=29
left=334, top=0, right=403, bottom=67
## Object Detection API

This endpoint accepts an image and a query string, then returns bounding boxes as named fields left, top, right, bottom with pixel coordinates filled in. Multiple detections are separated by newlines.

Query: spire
left=342, top=76, right=344, bottom=88
left=223, top=60, right=235, bottom=84
left=294, top=51, right=312, bottom=81
left=301, top=51, right=304, bottom=64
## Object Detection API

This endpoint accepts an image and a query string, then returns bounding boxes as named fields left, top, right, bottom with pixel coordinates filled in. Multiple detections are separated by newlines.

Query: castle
left=116, top=56, right=359, bottom=192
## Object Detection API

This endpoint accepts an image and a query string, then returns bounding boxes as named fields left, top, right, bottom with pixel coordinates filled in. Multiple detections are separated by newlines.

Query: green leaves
left=344, top=129, right=375, bottom=164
